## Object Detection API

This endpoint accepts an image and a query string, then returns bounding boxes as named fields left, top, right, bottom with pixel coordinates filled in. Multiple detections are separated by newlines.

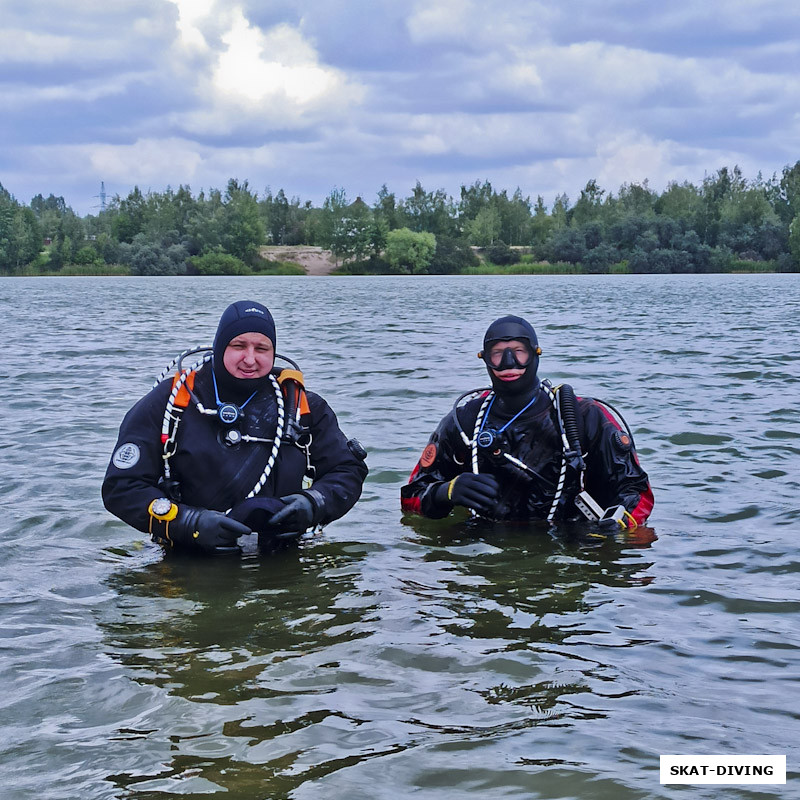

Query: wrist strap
left=447, top=477, right=458, bottom=501
left=148, top=499, right=179, bottom=545
left=148, top=499, right=179, bottom=522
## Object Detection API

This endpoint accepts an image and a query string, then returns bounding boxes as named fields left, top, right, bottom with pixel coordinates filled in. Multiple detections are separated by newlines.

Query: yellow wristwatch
left=148, top=498, right=178, bottom=541
left=149, top=498, right=178, bottom=521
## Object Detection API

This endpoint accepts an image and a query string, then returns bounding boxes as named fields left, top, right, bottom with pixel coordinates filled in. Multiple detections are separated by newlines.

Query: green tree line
left=2, top=163, right=800, bottom=275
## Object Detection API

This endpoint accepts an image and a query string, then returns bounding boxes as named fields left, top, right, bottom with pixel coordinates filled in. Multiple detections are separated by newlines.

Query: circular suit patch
left=420, top=443, right=437, bottom=468
left=112, top=442, right=141, bottom=469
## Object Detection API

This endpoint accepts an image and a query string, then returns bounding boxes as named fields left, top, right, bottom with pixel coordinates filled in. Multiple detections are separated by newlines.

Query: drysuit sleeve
left=101, top=383, right=172, bottom=533
left=580, top=399, right=654, bottom=526
left=401, top=408, right=472, bottom=518
left=305, top=392, right=368, bottom=524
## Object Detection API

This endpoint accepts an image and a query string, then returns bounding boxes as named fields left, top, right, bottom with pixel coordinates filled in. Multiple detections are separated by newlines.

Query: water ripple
left=2, top=274, right=800, bottom=799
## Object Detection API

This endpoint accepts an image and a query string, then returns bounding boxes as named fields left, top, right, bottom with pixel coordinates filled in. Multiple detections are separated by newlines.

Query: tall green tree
left=0, top=186, right=42, bottom=272
left=373, top=184, right=401, bottom=231
left=788, top=214, right=800, bottom=268
left=550, top=193, right=570, bottom=230
left=497, top=188, right=532, bottom=245
left=530, top=195, right=553, bottom=247
left=616, top=181, right=657, bottom=217
left=109, top=186, right=148, bottom=243
left=30, top=193, right=69, bottom=241
left=220, top=179, right=265, bottom=263
left=317, top=187, right=350, bottom=261
left=400, top=182, right=456, bottom=237
left=0, top=183, right=18, bottom=271
left=654, top=181, right=703, bottom=225
left=570, top=179, right=605, bottom=227
left=464, top=205, right=501, bottom=246
left=771, top=161, right=800, bottom=225
left=339, top=197, right=375, bottom=263
left=262, top=188, right=289, bottom=244
left=458, top=180, right=494, bottom=225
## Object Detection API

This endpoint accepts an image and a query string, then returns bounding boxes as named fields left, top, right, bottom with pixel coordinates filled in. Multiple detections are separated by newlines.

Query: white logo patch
left=112, top=443, right=141, bottom=469
left=244, top=307, right=264, bottom=314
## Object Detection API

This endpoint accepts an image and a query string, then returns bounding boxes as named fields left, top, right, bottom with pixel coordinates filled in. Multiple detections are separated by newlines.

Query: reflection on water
left=1, top=274, right=799, bottom=799
left=101, top=541, right=383, bottom=797
left=101, top=524, right=659, bottom=798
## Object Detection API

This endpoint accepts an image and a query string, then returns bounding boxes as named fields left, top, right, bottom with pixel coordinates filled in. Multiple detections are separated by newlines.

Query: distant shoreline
left=5, top=265, right=786, bottom=278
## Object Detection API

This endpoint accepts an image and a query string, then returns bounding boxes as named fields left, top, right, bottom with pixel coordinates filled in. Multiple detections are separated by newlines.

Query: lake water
left=1, top=274, right=798, bottom=799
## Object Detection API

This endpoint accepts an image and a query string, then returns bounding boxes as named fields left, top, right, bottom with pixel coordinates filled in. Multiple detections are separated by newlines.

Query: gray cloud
left=2, top=0, right=798, bottom=214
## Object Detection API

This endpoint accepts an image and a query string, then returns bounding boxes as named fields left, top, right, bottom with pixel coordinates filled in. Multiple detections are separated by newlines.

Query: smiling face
left=485, top=339, right=532, bottom=383
left=222, top=332, right=275, bottom=379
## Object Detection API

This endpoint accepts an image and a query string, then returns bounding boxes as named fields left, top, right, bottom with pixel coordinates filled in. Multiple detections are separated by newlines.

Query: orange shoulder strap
left=277, top=368, right=310, bottom=415
left=170, top=370, right=196, bottom=408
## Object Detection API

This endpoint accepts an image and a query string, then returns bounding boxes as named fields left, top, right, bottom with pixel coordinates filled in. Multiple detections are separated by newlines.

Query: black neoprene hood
left=213, top=300, right=276, bottom=362
left=212, top=300, right=277, bottom=397
left=483, top=315, right=539, bottom=350
left=482, top=315, right=540, bottom=398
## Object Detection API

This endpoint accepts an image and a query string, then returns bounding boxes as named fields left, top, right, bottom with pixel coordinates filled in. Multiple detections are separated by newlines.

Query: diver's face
left=486, top=339, right=531, bottom=383
left=223, top=332, right=275, bottom=379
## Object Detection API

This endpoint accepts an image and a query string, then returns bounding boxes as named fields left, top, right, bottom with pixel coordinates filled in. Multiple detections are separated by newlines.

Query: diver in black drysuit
left=103, top=300, right=368, bottom=553
left=401, top=316, right=653, bottom=527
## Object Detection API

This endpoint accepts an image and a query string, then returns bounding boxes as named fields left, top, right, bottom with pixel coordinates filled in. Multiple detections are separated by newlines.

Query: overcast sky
left=2, top=0, right=799, bottom=215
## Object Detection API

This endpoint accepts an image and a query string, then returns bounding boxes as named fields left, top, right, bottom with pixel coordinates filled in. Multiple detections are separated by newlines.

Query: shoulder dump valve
left=347, top=438, right=368, bottom=460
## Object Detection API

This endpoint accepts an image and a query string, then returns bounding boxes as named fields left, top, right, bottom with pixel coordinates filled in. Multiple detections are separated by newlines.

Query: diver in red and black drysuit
left=103, top=300, right=368, bottom=553
left=401, top=315, right=653, bottom=529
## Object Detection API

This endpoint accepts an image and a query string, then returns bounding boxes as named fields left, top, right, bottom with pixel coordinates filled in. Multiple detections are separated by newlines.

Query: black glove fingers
left=219, top=517, right=252, bottom=536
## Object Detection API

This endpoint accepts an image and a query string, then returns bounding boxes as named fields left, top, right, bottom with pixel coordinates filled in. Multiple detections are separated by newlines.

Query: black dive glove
left=171, top=506, right=251, bottom=552
left=440, top=473, right=500, bottom=514
left=267, top=490, right=326, bottom=532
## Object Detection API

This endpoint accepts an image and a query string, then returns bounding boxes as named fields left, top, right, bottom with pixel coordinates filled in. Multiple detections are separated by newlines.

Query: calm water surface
left=1, top=274, right=798, bottom=799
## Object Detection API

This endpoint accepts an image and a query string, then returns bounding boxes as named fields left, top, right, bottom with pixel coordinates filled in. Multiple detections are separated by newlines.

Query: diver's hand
left=268, top=490, right=326, bottom=532
left=447, top=473, right=500, bottom=514
left=172, top=506, right=250, bottom=551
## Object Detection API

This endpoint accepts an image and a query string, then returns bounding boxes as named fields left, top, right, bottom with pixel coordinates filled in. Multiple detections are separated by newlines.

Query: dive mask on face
left=481, top=317, right=542, bottom=400
left=479, top=341, right=538, bottom=370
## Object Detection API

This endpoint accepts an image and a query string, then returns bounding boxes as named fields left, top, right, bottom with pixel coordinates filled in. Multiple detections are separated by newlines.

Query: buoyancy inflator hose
left=276, top=368, right=308, bottom=444
left=558, top=384, right=585, bottom=472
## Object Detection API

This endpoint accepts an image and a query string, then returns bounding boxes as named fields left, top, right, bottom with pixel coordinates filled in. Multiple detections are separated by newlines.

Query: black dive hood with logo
left=483, top=315, right=541, bottom=403
left=212, top=300, right=277, bottom=399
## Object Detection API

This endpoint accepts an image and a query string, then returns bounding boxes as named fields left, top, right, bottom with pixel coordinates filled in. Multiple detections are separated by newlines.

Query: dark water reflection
left=1, top=275, right=798, bottom=799
left=101, top=524, right=660, bottom=799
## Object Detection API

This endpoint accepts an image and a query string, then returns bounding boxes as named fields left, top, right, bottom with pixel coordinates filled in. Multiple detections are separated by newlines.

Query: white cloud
left=0, top=73, right=150, bottom=110
left=87, top=138, right=205, bottom=185
left=168, top=0, right=216, bottom=50
left=214, top=15, right=335, bottom=105
left=162, top=5, right=364, bottom=134
left=595, top=132, right=680, bottom=190
left=406, top=0, right=476, bottom=43
left=405, top=0, right=546, bottom=48
left=3, top=0, right=800, bottom=214
left=394, top=111, right=585, bottom=160
left=0, top=30, right=84, bottom=64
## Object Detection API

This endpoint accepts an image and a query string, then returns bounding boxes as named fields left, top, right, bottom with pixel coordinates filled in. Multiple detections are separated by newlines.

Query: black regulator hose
left=450, top=388, right=493, bottom=445
left=559, top=384, right=585, bottom=470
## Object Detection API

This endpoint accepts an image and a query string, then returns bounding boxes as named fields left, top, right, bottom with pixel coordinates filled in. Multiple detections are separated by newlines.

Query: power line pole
left=94, top=181, right=107, bottom=212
